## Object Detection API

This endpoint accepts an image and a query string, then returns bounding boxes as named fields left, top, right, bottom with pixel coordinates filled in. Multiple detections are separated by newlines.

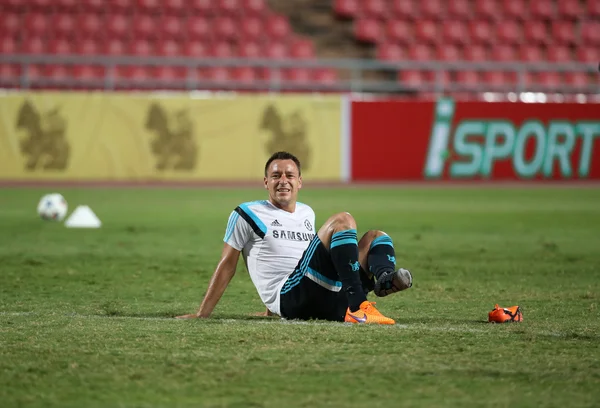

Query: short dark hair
left=264, top=151, right=301, bottom=176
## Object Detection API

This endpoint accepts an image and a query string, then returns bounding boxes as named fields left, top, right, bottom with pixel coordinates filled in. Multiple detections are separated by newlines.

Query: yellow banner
left=0, top=92, right=341, bottom=181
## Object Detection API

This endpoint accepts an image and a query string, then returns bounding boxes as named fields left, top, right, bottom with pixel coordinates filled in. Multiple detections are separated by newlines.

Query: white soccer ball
left=37, top=193, right=68, bottom=221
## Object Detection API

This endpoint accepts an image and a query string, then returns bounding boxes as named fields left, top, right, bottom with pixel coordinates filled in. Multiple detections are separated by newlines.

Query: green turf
left=1, top=186, right=599, bottom=408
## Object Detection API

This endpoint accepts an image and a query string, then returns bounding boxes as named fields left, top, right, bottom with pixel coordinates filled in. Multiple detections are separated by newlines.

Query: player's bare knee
left=330, top=212, right=356, bottom=232
left=357, top=230, right=384, bottom=251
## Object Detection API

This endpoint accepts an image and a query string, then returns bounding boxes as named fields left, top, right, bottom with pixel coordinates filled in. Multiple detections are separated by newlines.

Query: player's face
left=264, top=159, right=302, bottom=211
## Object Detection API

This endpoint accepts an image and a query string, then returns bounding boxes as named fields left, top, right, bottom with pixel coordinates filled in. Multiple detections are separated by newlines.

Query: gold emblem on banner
left=145, top=103, right=198, bottom=171
left=16, top=100, right=70, bottom=171
left=260, top=105, right=311, bottom=170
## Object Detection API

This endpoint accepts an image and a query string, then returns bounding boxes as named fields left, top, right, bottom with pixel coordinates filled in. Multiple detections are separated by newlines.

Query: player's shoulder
left=237, top=200, right=270, bottom=210
left=296, top=201, right=315, bottom=215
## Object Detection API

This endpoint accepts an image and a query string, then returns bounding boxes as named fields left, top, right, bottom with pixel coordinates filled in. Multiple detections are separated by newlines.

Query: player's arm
left=176, top=243, right=241, bottom=319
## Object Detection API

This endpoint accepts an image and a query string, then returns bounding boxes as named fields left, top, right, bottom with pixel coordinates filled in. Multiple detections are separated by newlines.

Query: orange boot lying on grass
left=488, top=304, right=523, bottom=323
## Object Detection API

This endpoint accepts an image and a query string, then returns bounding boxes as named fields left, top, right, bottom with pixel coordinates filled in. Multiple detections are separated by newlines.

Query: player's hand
left=250, top=308, right=275, bottom=317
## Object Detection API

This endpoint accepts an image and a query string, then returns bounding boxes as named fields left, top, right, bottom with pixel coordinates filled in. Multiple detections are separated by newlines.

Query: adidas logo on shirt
left=271, top=219, right=282, bottom=227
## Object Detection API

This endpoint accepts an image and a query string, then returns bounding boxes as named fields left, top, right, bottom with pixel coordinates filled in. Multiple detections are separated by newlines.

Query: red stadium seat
left=581, top=22, right=600, bottom=45
left=503, top=0, right=527, bottom=20
left=362, top=0, right=388, bottom=19
left=238, top=41, right=261, bottom=58
left=157, top=39, right=182, bottom=56
left=564, top=72, right=589, bottom=87
left=46, top=65, right=73, bottom=80
left=474, top=0, right=498, bottom=20
left=73, top=65, right=106, bottom=80
left=184, top=41, right=209, bottom=57
left=76, top=39, right=101, bottom=55
left=30, top=0, right=54, bottom=11
left=187, top=17, right=211, bottom=40
left=210, top=41, right=234, bottom=58
left=0, top=13, right=21, bottom=37
left=131, top=40, right=154, bottom=56
left=264, top=42, right=288, bottom=59
left=243, top=0, right=267, bottom=16
left=456, top=71, right=480, bottom=85
left=78, top=14, right=103, bottom=39
left=133, top=14, right=158, bottom=39
left=107, top=15, right=130, bottom=39
left=420, top=0, right=444, bottom=19
left=48, top=38, right=73, bottom=54
left=519, top=45, right=544, bottom=62
left=137, top=0, right=162, bottom=14
left=241, top=17, right=263, bottom=42
left=437, top=44, right=461, bottom=61
left=313, top=68, right=338, bottom=85
left=523, top=21, right=549, bottom=45
left=104, top=39, right=128, bottom=55
left=26, top=65, right=45, bottom=82
left=415, top=20, right=438, bottom=45
left=155, top=66, right=187, bottom=80
left=163, top=0, right=186, bottom=15
left=551, top=21, right=576, bottom=45
left=447, top=0, right=471, bottom=19
left=108, top=0, right=135, bottom=13
left=0, top=37, right=19, bottom=54
left=333, top=0, right=360, bottom=19
left=408, top=44, right=433, bottom=60
left=491, top=44, right=517, bottom=61
left=161, top=15, right=184, bottom=39
left=80, top=0, right=104, bottom=12
left=231, top=67, right=259, bottom=83
left=214, top=17, right=237, bottom=41
left=116, top=66, right=156, bottom=81
left=0, top=64, right=22, bottom=81
left=354, top=19, right=382, bottom=44
left=265, top=14, right=291, bottom=40
left=441, top=21, right=468, bottom=46
left=202, top=67, right=231, bottom=82
left=464, top=45, right=488, bottom=61
left=52, top=14, right=76, bottom=39
left=482, top=71, right=510, bottom=87
left=391, top=0, right=418, bottom=19
left=2, top=0, right=25, bottom=11
left=577, top=47, right=599, bottom=63
left=589, top=0, right=600, bottom=17
left=469, top=20, right=494, bottom=45
left=398, top=70, right=428, bottom=86
left=376, top=43, right=406, bottom=61
left=530, top=0, right=555, bottom=19
left=22, top=37, right=46, bottom=54
left=385, top=20, right=413, bottom=45
left=547, top=46, right=571, bottom=62
left=284, top=68, right=313, bottom=83
left=190, top=0, right=215, bottom=15
left=557, top=0, right=581, bottom=19
left=496, top=20, right=522, bottom=45
left=217, top=0, right=241, bottom=16
left=25, top=13, right=50, bottom=37
left=55, top=0, right=79, bottom=10
left=290, top=38, right=315, bottom=59
left=537, top=72, right=562, bottom=87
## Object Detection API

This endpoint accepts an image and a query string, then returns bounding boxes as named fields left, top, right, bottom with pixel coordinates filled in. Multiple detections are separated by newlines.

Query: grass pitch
left=1, top=186, right=599, bottom=408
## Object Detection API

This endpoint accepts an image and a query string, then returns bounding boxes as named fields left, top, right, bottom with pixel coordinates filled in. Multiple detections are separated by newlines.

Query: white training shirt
left=223, top=200, right=316, bottom=315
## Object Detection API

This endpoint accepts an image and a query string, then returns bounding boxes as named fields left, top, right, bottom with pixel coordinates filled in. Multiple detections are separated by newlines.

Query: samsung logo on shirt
left=272, top=230, right=316, bottom=241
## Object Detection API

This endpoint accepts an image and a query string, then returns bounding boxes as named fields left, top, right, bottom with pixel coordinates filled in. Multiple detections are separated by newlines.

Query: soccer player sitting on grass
left=177, top=151, right=412, bottom=324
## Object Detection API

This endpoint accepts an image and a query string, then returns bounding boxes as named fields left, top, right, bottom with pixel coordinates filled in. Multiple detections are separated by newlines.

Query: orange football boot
left=345, top=301, right=395, bottom=325
left=488, top=304, right=523, bottom=323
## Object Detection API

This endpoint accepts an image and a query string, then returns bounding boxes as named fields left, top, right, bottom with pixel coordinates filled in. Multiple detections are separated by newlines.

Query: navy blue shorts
left=279, top=236, right=374, bottom=322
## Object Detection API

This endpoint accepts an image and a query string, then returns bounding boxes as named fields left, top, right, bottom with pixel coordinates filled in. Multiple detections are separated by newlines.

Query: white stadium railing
left=0, top=54, right=598, bottom=97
